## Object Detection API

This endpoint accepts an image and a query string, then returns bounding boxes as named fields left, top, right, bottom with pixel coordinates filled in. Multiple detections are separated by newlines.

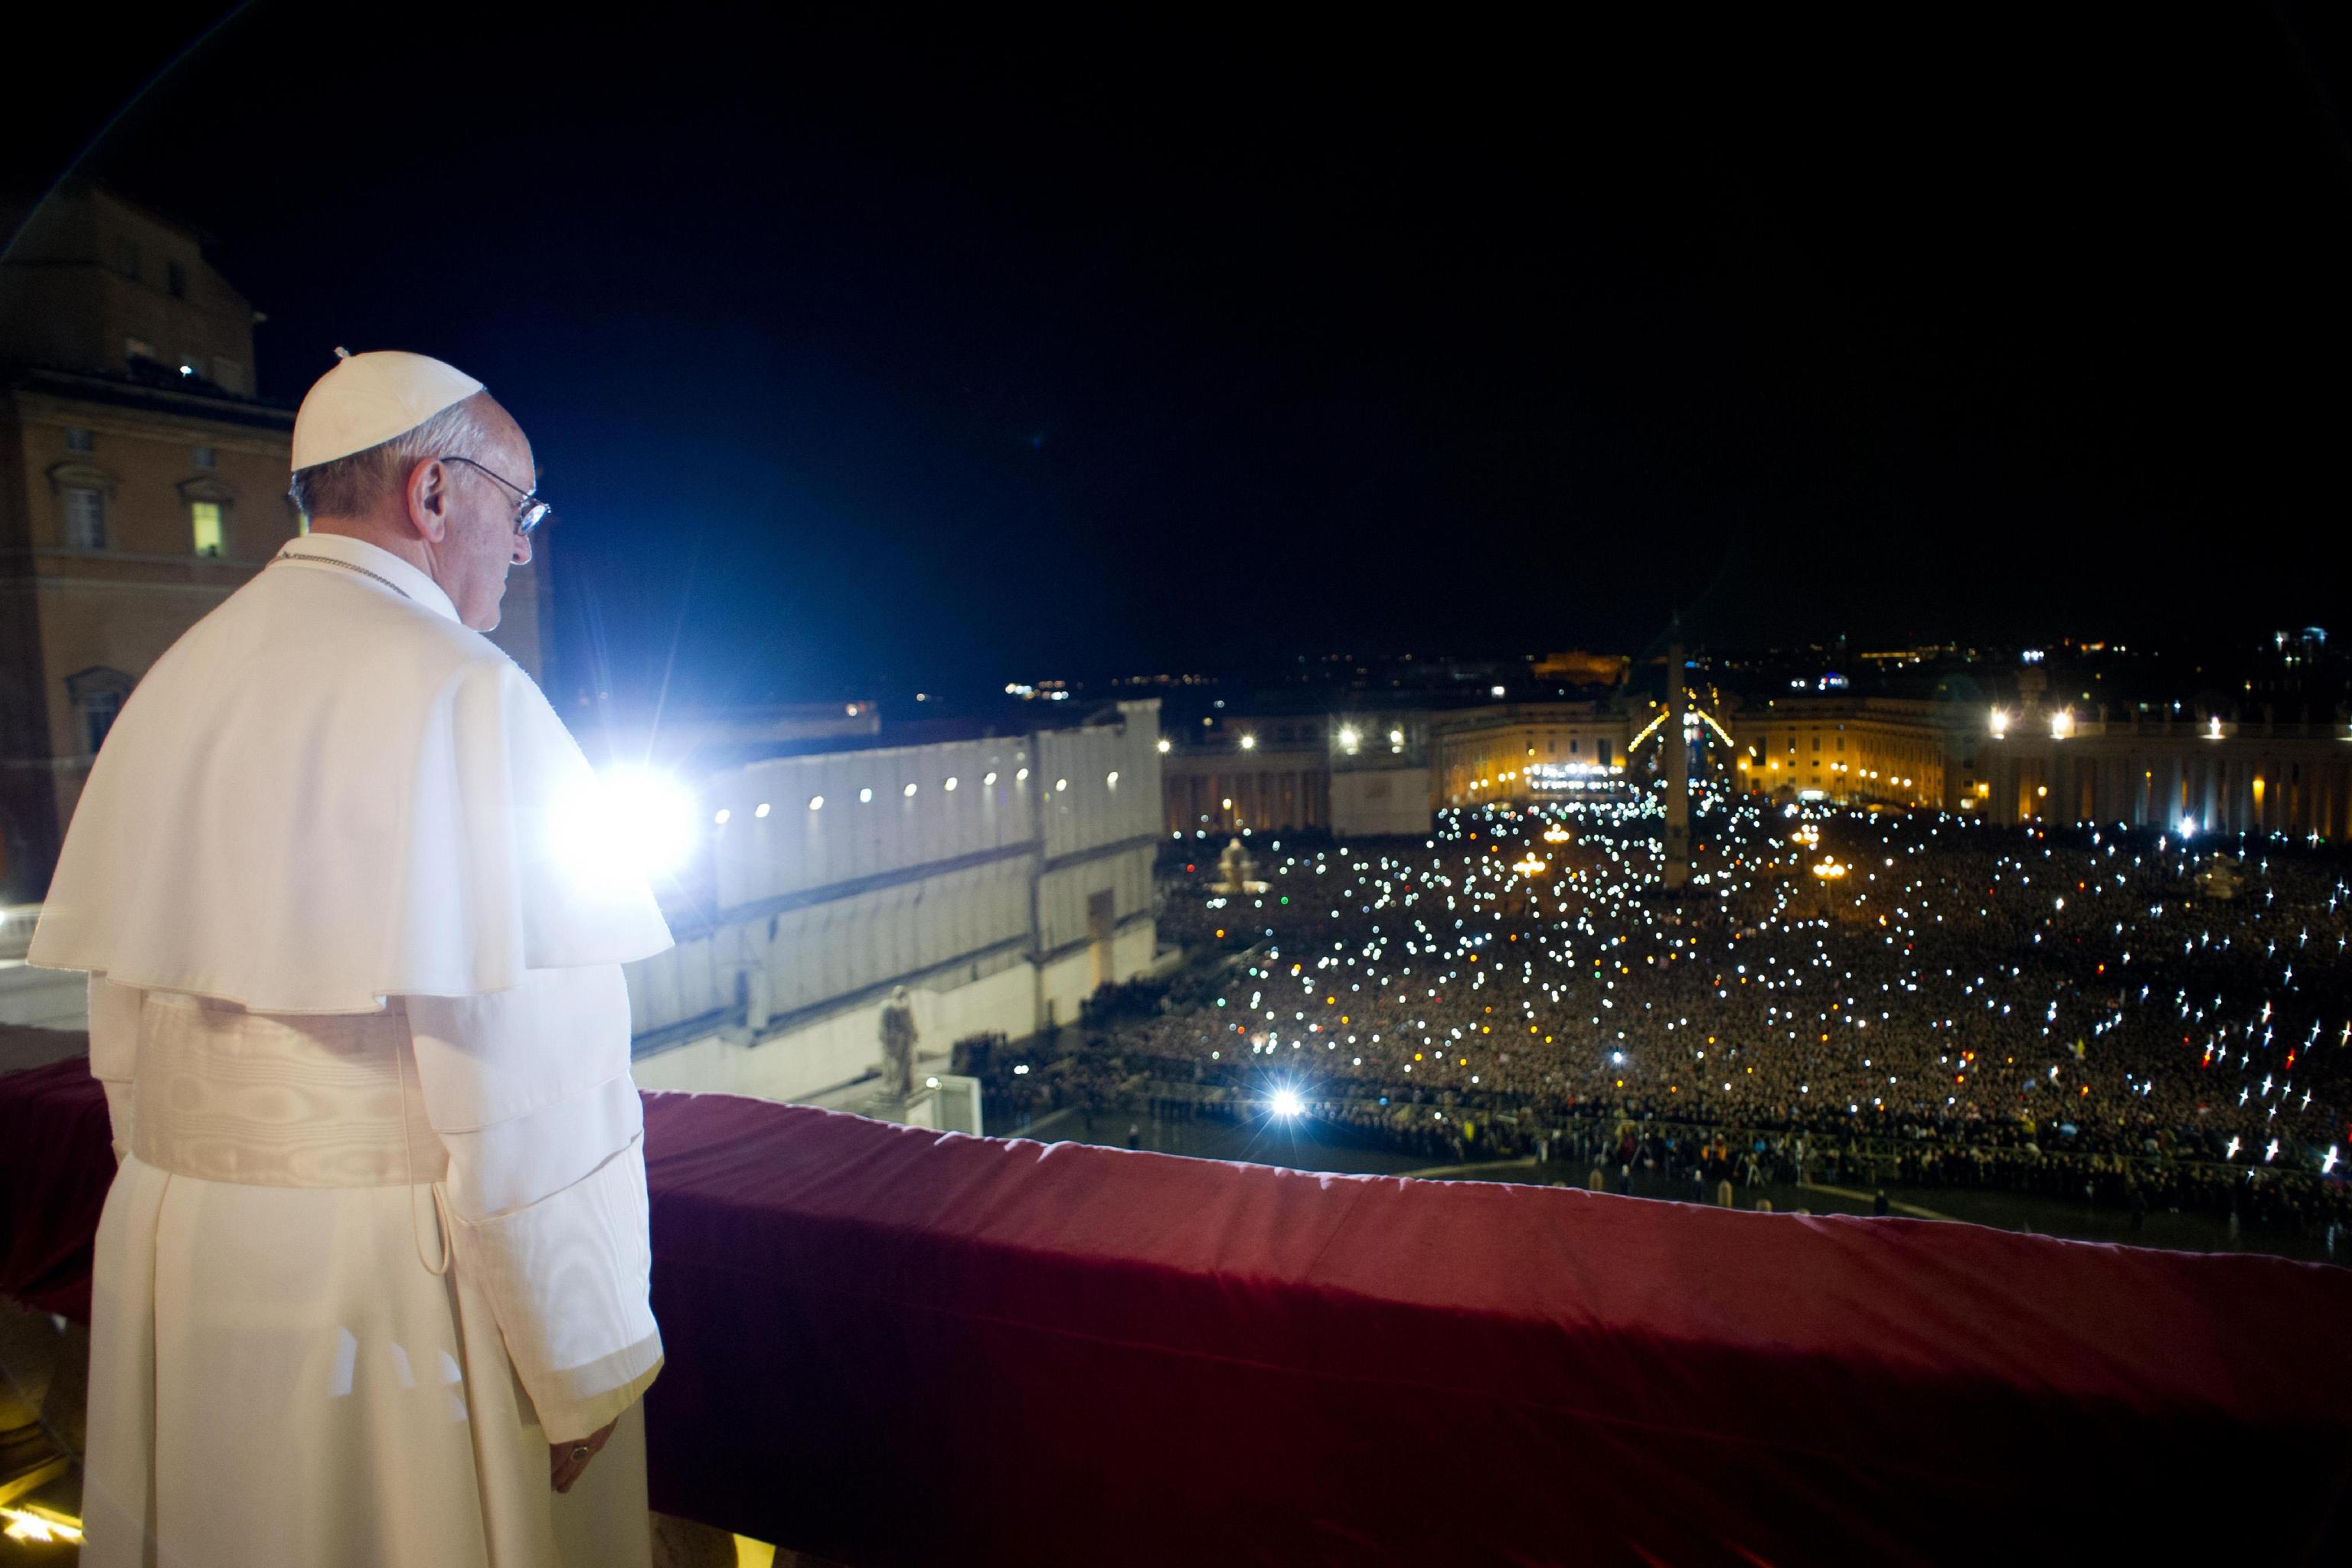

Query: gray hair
left=287, top=394, right=495, bottom=521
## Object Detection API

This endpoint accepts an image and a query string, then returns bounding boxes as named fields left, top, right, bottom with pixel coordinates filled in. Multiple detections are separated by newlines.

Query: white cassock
left=29, top=531, right=675, bottom=1567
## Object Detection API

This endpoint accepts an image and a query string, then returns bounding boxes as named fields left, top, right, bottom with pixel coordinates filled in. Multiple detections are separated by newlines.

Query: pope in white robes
left=28, top=350, right=674, bottom=1567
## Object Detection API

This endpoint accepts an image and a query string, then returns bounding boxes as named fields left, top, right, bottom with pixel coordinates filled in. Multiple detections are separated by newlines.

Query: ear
left=405, top=458, right=452, bottom=544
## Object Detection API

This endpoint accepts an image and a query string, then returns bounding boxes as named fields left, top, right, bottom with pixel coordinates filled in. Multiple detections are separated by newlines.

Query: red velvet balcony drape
left=5, top=1059, right=2350, bottom=1564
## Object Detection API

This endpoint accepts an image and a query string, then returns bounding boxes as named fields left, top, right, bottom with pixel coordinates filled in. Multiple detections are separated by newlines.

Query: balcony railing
left=5, top=1048, right=2350, bottom=1563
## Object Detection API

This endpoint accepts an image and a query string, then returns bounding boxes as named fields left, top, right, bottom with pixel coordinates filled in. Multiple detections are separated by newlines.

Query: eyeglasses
left=441, top=455, right=552, bottom=534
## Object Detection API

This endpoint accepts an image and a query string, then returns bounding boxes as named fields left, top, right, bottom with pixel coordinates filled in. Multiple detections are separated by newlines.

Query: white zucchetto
left=290, top=348, right=485, bottom=470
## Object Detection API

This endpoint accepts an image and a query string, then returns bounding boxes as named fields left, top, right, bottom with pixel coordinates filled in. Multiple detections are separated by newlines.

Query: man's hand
left=550, top=1417, right=619, bottom=1494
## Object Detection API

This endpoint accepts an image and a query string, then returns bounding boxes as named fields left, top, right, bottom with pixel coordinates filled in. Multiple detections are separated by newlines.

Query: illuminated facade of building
left=1729, top=697, right=1953, bottom=808
left=626, top=701, right=1166, bottom=1106
left=1435, top=703, right=1624, bottom=807
left=1157, top=708, right=1439, bottom=838
left=1158, top=688, right=2352, bottom=844
left=1159, top=717, right=1333, bottom=834
left=1968, top=714, right=2352, bottom=837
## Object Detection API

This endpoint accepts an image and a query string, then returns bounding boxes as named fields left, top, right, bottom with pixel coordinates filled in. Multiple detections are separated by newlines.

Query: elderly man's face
left=440, top=400, right=536, bottom=632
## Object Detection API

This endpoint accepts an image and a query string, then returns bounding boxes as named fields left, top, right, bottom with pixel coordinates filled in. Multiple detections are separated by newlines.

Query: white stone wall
left=627, top=700, right=1166, bottom=1104
left=1330, top=764, right=1432, bottom=838
left=0, top=962, right=87, bottom=1030
left=705, top=737, right=1041, bottom=910
left=631, top=961, right=1036, bottom=1106
left=1034, top=706, right=1163, bottom=862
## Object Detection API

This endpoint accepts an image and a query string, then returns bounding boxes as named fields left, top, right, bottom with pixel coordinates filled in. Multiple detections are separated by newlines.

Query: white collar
left=276, top=532, right=462, bottom=625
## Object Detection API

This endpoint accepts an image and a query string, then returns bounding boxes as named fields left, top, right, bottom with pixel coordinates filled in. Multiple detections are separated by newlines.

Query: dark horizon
left=8, top=5, right=2351, bottom=707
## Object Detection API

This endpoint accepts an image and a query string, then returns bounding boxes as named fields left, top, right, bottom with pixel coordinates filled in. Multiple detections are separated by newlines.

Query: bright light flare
left=2, top=1506, right=83, bottom=1544
left=1269, top=1086, right=1305, bottom=1119
left=553, top=764, right=698, bottom=885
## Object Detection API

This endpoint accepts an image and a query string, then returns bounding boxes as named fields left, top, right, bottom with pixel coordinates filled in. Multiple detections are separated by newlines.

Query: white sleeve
left=88, top=975, right=143, bottom=1162
left=407, top=965, right=663, bottom=1443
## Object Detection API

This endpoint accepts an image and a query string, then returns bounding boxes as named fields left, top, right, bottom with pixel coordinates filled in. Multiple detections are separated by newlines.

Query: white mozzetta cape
left=30, top=535, right=671, bottom=1009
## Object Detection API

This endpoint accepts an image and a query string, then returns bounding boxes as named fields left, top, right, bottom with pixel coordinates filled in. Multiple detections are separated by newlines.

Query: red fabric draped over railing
left=5, top=1056, right=2350, bottom=1564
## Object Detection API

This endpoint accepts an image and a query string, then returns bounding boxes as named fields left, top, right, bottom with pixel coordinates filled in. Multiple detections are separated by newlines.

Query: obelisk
left=1664, top=635, right=1690, bottom=890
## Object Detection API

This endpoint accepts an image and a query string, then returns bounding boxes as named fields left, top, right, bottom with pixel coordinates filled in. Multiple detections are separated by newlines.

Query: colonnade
left=1977, top=731, right=2352, bottom=840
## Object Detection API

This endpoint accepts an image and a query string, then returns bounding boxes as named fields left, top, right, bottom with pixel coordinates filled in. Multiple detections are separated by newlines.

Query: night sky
left=9, top=5, right=2351, bottom=707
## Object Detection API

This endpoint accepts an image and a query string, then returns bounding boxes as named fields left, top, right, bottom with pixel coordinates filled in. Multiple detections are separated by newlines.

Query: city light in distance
left=1989, top=708, right=2010, bottom=739
left=1269, top=1086, right=1305, bottom=1119
left=1158, top=738, right=1172, bottom=753
left=1240, top=733, right=1258, bottom=750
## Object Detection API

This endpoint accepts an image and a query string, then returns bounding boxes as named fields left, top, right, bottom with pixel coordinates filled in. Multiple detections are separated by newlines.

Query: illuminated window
left=191, top=501, right=224, bottom=557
